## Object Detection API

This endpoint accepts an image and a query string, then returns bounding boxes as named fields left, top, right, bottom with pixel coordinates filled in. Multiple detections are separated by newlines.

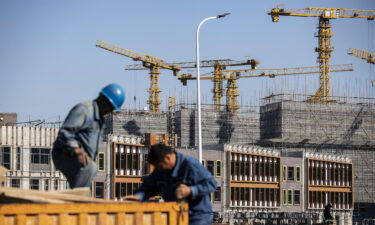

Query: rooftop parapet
left=224, top=144, right=280, bottom=157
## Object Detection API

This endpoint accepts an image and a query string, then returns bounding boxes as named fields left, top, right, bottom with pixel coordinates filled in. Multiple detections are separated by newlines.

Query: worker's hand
left=176, top=184, right=192, bottom=200
left=123, top=195, right=141, bottom=202
left=72, top=147, right=91, bottom=167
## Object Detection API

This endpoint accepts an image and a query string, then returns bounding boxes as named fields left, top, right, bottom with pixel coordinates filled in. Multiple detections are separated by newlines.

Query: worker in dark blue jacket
left=124, top=143, right=217, bottom=225
left=52, top=84, right=125, bottom=188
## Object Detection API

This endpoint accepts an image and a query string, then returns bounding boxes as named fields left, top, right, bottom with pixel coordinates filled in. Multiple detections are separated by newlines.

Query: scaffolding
left=107, top=110, right=169, bottom=137
left=259, top=94, right=375, bottom=220
left=173, top=104, right=259, bottom=147
left=260, top=94, right=375, bottom=146
left=103, top=93, right=375, bottom=222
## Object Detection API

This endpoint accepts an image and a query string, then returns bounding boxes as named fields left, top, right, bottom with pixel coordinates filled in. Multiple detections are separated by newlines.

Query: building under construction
left=99, top=93, right=375, bottom=224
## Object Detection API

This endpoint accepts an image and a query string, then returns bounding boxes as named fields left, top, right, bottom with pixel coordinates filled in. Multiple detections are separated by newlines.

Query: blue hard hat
left=101, top=83, right=125, bottom=111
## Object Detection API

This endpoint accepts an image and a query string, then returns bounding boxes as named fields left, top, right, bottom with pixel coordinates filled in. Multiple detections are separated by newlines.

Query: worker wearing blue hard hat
left=52, top=83, right=125, bottom=188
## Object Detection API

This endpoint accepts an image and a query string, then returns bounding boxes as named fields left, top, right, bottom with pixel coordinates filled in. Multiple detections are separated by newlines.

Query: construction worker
left=124, top=143, right=217, bottom=225
left=52, top=83, right=125, bottom=188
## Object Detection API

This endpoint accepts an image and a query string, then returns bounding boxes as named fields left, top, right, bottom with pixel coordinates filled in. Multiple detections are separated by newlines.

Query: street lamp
left=196, top=13, right=231, bottom=164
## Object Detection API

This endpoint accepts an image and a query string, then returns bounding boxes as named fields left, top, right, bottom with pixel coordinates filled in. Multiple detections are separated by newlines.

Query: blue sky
left=0, top=0, right=374, bottom=122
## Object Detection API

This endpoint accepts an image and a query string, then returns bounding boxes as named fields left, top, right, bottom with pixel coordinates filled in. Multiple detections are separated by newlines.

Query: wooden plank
left=168, top=210, right=176, bottom=225
left=0, top=202, right=189, bottom=225
left=38, top=214, right=49, bottom=225
left=56, top=188, right=90, bottom=197
left=0, top=191, right=68, bottom=203
left=16, top=214, right=26, bottom=225
left=0, top=215, right=4, bottom=225
left=0, top=202, right=186, bottom=215
left=116, top=213, right=125, bottom=225
left=59, top=214, right=68, bottom=225
left=0, top=187, right=112, bottom=203
left=152, top=212, right=161, bottom=225
left=99, top=213, right=107, bottom=225
left=135, top=212, right=143, bottom=225
left=78, top=213, right=87, bottom=225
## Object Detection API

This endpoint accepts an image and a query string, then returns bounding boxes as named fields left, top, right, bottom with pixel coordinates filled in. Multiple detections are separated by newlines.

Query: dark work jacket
left=324, top=206, right=333, bottom=220
left=136, top=152, right=217, bottom=219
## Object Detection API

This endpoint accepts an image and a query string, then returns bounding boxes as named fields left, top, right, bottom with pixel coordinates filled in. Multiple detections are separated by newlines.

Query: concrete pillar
left=6, top=126, right=13, bottom=145
left=325, top=162, right=328, bottom=185
left=234, top=154, right=238, bottom=180
left=23, top=178, right=30, bottom=190
left=17, top=127, right=22, bottom=147
left=259, top=157, right=263, bottom=182
left=244, top=155, right=247, bottom=181
left=345, top=212, right=352, bottom=225
left=239, top=155, right=243, bottom=181
left=123, top=145, right=127, bottom=176
left=254, top=157, right=258, bottom=181
left=249, top=156, right=253, bottom=181
left=23, top=148, right=30, bottom=171
left=338, top=212, right=344, bottom=225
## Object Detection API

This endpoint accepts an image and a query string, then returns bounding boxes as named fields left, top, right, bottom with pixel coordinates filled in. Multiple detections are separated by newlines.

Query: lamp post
left=196, top=13, right=230, bottom=164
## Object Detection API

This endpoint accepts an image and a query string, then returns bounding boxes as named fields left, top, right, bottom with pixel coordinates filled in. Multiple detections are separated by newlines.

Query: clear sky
left=0, top=0, right=374, bottom=122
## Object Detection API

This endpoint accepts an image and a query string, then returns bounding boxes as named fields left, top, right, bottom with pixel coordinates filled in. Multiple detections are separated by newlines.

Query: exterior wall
left=220, top=145, right=354, bottom=225
left=280, top=153, right=304, bottom=213
left=225, top=145, right=281, bottom=209
left=0, top=125, right=66, bottom=191
left=270, top=146, right=373, bottom=219
left=305, top=154, right=354, bottom=225
left=0, top=113, right=17, bottom=126
left=92, top=141, right=111, bottom=199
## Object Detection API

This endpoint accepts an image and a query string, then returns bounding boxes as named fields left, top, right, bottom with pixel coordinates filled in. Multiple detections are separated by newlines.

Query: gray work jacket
left=53, top=101, right=104, bottom=160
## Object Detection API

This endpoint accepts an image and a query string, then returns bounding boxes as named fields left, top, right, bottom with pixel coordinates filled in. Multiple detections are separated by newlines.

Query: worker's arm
left=125, top=172, right=160, bottom=201
left=56, top=104, right=87, bottom=151
left=188, top=162, right=217, bottom=200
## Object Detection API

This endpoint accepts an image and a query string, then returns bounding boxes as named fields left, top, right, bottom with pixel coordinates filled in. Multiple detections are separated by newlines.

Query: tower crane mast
left=96, top=40, right=180, bottom=112
left=268, top=7, right=375, bottom=103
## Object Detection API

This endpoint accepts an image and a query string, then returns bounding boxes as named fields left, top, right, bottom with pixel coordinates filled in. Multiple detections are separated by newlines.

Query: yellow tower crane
left=268, top=7, right=375, bottom=103
left=179, top=64, right=354, bottom=112
left=348, top=48, right=375, bottom=64
left=348, top=48, right=375, bottom=87
left=96, top=40, right=180, bottom=112
left=126, top=59, right=258, bottom=111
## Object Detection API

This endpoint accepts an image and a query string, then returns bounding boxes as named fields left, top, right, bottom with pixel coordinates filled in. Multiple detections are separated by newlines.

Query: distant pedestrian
left=124, top=143, right=217, bottom=225
left=323, top=203, right=334, bottom=225
left=52, top=83, right=125, bottom=188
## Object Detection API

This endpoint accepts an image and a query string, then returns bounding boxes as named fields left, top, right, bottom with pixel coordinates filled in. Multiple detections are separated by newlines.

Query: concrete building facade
left=0, top=125, right=67, bottom=191
left=98, top=94, right=375, bottom=223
